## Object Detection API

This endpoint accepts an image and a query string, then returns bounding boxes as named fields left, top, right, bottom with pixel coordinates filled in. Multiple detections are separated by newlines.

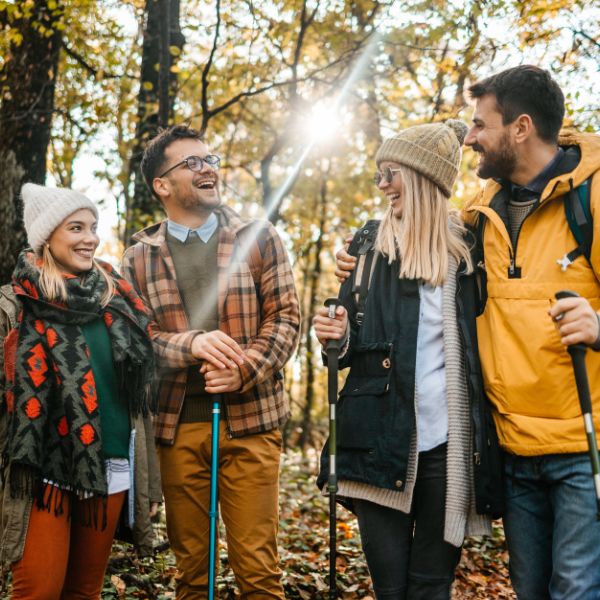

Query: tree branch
left=61, top=42, right=122, bottom=79
left=572, top=28, right=600, bottom=50
left=200, top=0, right=221, bottom=131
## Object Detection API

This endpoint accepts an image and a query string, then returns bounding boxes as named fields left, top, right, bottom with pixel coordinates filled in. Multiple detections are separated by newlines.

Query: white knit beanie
left=21, top=183, right=99, bottom=252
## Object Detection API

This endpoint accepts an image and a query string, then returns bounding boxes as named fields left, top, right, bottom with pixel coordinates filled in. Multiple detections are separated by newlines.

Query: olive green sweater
left=167, top=231, right=220, bottom=422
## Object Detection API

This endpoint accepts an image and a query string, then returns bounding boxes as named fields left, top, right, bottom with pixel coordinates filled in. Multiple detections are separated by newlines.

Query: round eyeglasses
left=158, top=154, right=221, bottom=179
left=373, top=167, right=402, bottom=186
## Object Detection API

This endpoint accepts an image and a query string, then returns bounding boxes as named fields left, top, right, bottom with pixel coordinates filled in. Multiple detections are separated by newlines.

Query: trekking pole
left=555, top=290, right=600, bottom=520
left=208, top=394, right=222, bottom=600
left=324, top=297, right=342, bottom=599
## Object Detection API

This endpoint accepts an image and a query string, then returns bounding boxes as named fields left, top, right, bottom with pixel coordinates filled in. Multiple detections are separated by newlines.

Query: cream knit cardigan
left=335, top=255, right=491, bottom=547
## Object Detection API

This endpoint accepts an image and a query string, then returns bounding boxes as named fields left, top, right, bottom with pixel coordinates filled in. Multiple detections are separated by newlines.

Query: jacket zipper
left=507, top=180, right=561, bottom=277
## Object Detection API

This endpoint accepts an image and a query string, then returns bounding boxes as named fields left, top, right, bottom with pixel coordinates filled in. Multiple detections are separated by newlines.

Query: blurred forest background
left=0, top=0, right=599, bottom=597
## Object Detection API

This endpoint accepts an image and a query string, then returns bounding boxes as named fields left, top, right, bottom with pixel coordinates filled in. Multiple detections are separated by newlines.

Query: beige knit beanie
left=21, top=183, right=99, bottom=252
left=375, top=119, right=468, bottom=197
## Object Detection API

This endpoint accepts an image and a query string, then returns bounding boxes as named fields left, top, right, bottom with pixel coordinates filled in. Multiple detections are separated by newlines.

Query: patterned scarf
left=3, top=251, right=155, bottom=507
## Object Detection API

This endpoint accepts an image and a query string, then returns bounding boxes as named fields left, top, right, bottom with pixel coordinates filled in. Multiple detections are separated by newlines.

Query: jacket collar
left=468, top=132, right=600, bottom=212
left=130, top=204, right=255, bottom=247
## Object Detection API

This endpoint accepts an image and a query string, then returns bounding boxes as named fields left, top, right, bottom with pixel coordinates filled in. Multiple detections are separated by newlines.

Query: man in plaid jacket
left=122, top=125, right=300, bottom=599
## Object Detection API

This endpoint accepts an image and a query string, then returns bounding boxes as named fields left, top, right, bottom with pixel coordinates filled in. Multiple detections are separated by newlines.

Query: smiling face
left=464, top=94, right=518, bottom=180
left=377, top=161, right=404, bottom=218
left=47, top=208, right=99, bottom=275
left=154, top=138, right=221, bottom=217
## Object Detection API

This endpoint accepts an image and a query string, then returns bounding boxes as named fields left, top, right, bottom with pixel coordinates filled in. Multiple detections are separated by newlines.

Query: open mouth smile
left=195, top=178, right=217, bottom=190
left=74, top=249, right=94, bottom=259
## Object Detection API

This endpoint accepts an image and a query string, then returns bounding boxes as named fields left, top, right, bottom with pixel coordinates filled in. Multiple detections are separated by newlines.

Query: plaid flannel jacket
left=121, top=205, right=300, bottom=445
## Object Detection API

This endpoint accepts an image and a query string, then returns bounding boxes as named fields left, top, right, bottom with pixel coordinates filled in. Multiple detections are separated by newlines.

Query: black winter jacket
left=317, top=229, right=503, bottom=517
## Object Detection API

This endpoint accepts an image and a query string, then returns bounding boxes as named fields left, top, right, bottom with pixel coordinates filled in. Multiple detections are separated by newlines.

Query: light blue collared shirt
left=167, top=213, right=218, bottom=243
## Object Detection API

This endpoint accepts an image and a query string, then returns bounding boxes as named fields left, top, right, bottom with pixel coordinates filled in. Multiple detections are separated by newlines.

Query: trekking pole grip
left=555, top=290, right=600, bottom=520
left=324, top=297, right=342, bottom=354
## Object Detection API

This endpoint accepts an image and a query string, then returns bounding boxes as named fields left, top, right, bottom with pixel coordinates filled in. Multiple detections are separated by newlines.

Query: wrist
left=590, top=313, right=600, bottom=351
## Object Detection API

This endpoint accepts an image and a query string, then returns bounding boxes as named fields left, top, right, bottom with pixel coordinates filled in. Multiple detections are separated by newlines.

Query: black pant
left=354, top=443, right=461, bottom=600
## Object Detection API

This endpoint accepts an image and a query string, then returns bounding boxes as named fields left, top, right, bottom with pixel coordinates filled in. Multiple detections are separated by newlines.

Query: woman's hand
left=313, top=305, right=348, bottom=347
left=334, top=234, right=356, bottom=282
left=149, top=502, right=160, bottom=518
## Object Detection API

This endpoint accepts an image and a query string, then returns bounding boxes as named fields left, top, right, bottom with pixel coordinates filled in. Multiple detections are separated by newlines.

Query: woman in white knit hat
left=0, top=184, right=160, bottom=599
left=313, top=121, right=503, bottom=599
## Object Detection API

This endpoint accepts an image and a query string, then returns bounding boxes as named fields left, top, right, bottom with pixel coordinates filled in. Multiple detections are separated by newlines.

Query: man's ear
left=153, top=177, right=169, bottom=200
left=513, top=113, right=535, bottom=144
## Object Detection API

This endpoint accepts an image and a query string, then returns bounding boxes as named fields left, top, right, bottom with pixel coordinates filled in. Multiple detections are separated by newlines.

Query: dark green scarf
left=4, top=251, right=155, bottom=508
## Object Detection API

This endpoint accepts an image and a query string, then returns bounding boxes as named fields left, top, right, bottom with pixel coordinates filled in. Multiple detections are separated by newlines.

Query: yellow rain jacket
left=466, top=132, right=600, bottom=456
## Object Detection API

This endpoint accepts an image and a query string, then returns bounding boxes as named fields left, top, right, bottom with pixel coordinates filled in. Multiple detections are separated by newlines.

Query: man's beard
left=180, top=188, right=221, bottom=210
left=473, top=132, right=517, bottom=180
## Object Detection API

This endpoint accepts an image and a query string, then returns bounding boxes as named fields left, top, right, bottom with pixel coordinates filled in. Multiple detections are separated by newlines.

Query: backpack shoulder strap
left=347, top=220, right=380, bottom=325
left=561, top=177, right=593, bottom=269
left=471, top=213, right=488, bottom=315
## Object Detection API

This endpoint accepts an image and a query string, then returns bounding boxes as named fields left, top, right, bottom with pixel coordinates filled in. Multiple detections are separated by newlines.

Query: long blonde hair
left=374, top=165, right=473, bottom=286
left=39, top=244, right=115, bottom=307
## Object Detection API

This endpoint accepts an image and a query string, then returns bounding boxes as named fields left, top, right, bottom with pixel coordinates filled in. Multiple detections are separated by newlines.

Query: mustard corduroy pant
left=159, top=422, right=284, bottom=600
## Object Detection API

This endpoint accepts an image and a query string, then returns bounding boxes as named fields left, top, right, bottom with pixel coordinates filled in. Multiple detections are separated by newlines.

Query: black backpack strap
left=559, top=177, right=593, bottom=271
left=471, top=213, right=488, bottom=316
left=347, top=220, right=380, bottom=325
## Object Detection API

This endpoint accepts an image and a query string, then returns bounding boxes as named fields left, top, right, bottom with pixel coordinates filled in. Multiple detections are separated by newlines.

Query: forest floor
left=102, top=449, right=515, bottom=599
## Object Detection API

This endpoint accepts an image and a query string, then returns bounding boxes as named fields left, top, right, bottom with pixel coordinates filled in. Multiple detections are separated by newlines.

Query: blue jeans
left=503, top=452, right=600, bottom=600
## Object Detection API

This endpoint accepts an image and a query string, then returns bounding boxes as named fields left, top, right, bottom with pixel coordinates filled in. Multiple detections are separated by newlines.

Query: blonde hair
left=39, top=245, right=115, bottom=307
left=374, top=165, right=473, bottom=286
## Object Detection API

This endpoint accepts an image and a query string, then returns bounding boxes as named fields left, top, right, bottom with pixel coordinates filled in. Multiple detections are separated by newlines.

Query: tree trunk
left=123, top=0, right=184, bottom=245
left=0, top=0, right=63, bottom=283
left=298, top=163, right=328, bottom=450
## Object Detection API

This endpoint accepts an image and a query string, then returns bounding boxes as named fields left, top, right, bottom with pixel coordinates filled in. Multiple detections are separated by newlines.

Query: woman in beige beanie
left=313, top=121, right=502, bottom=599
left=0, top=184, right=161, bottom=599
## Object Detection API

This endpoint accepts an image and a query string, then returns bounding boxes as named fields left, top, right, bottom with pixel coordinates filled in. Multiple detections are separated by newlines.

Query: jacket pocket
left=337, top=376, right=389, bottom=451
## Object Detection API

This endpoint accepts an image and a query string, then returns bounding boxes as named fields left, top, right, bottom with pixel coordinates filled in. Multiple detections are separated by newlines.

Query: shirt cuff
left=321, top=324, right=350, bottom=361
left=338, top=325, right=351, bottom=359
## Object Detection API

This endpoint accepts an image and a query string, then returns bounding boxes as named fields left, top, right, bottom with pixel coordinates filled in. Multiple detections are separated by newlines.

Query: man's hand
left=191, top=330, right=245, bottom=370
left=549, top=297, right=600, bottom=347
left=313, top=305, right=348, bottom=347
left=200, top=362, right=243, bottom=393
left=335, top=234, right=356, bottom=282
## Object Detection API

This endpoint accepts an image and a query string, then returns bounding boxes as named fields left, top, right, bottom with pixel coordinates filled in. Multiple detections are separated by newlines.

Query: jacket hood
left=556, top=131, right=600, bottom=187
left=130, top=204, right=260, bottom=247
left=467, top=131, right=600, bottom=211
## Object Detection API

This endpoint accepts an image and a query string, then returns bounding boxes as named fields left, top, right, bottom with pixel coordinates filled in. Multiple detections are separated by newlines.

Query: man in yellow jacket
left=464, top=65, right=600, bottom=600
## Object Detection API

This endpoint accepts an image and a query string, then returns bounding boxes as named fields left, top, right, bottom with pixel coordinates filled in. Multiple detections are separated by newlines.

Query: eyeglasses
left=157, top=154, right=221, bottom=179
left=373, top=167, right=402, bottom=186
